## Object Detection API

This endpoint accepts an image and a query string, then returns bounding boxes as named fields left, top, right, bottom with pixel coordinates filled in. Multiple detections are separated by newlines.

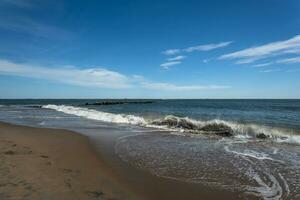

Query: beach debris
left=85, top=190, right=104, bottom=198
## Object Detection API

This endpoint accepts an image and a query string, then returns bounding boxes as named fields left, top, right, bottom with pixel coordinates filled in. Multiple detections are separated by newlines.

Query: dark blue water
left=1, top=99, right=300, bottom=130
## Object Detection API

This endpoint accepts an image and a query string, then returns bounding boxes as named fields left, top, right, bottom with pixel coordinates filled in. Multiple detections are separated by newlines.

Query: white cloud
left=0, top=0, right=71, bottom=40
left=141, top=82, right=231, bottom=91
left=162, top=41, right=232, bottom=56
left=0, top=59, right=131, bottom=89
left=184, top=41, right=232, bottom=53
left=167, top=55, right=186, bottom=61
left=161, top=49, right=181, bottom=56
left=277, top=56, right=300, bottom=64
left=260, top=69, right=280, bottom=73
left=160, top=61, right=181, bottom=69
left=219, top=35, right=300, bottom=64
left=0, top=59, right=231, bottom=91
left=202, top=59, right=210, bottom=63
left=252, top=62, right=272, bottom=67
left=235, top=57, right=263, bottom=64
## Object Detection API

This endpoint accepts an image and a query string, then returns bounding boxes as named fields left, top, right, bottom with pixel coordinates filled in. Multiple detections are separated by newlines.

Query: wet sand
left=0, top=122, right=243, bottom=200
left=0, top=122, right=133, bottom=200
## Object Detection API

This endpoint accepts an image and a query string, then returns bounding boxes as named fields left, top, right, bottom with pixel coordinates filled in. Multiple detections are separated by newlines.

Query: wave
left=42, top=105, right=146, bottom=125
left=42, top=105, right=300, bottom=144
left=148, top=115, right=299, bottom=140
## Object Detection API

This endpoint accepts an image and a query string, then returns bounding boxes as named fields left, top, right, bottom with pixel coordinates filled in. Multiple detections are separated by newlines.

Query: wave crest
left=42, top=105, right=146, bottom=125
left=42, top=105, right=300, bottom=144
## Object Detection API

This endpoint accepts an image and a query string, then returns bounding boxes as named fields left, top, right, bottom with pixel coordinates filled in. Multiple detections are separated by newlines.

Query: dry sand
left=0, top=122, right=134, bottom=200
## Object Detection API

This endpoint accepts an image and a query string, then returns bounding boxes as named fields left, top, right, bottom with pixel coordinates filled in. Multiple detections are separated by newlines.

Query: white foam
left=275, top=135, right=300, bottom=145
left=186, top=118, right=300, bottom=145
left=245, top=170, right=285, bottom=200
left=234, top=134, right=252, bottom=139
left=42, top=105, right=146, bottom=125
left=39, top=121, right=46, bottom=125
left=42, top=105, right=300, bottom=145
left=224, top=146, right=274, bottom=161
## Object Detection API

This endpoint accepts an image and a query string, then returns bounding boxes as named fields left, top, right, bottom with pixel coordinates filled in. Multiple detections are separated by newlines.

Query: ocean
left=0, top=99, right=299, bottom=199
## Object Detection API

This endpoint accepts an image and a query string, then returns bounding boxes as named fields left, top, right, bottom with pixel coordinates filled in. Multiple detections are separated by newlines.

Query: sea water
left=0, top=99, right=299, bottom=199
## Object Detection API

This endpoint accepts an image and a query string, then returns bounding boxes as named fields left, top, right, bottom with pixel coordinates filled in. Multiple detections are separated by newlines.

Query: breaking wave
left=42, top=104, right=146, bottom=125
left=42, top=105, right=300, bottom=144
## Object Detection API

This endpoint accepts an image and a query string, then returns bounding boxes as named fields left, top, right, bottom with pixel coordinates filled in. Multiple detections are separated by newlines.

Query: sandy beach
left=0, top=122, right=133, bottom=200
left=0, top=121, right=245, bottom=200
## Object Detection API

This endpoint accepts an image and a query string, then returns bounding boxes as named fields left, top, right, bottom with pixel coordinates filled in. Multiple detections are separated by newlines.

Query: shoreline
left=0, top=121, right=245, bottom=200
left=0, top=122, right=135, bottom=200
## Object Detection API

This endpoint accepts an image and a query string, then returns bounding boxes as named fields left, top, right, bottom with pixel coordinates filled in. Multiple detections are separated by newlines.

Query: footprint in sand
left=85, top=190, right=104, bottom=199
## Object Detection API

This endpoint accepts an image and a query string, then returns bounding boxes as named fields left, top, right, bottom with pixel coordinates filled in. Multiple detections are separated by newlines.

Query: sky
left=0, top=0, right=300, bottom=99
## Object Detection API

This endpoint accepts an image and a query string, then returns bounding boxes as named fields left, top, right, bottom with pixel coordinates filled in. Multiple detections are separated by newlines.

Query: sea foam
left=42, top=105, right=300, bottom=144
left=42, top=105, right=146, bottom=125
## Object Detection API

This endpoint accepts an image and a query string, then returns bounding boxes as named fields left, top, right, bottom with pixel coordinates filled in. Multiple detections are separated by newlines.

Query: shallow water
left=115, top=134, right=300, bottom=199
left=0, top=99, right=299, bottom=199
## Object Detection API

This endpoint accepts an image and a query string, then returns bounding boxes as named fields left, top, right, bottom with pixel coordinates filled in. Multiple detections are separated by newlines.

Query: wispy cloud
left=252, top=62, right=272, bottom=67
left=235, top=57, right=262, bottom=64
left=161, top=41, right=231, bottom=69
left=260, top=69, right=280, bottom=73
left=167, top=55, right=186, bottom=61
left=277, top=56, right=300, bottom=64
left=0, top=59, right=131, bottom=89
left=202, top=59, right=210, bottom=63
left=162, top=41, right=232, bottom=56
left=184, top=41, right=232, bottom=53
left=160, top=61, right=181, bottom=69
left=0, top=1, right=71, bottom=40
left=0, top=59, right=231, bottom=91
left=161, top=49, right=181, bottom=56
left=141, top=82, right=231, bottom=91
left=219, top=35, right=300, bottom=64
left=0, top=16, right=72, bottom=40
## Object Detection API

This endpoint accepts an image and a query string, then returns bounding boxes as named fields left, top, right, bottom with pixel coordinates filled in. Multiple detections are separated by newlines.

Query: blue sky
left=0, top=0, right=300, bottom=98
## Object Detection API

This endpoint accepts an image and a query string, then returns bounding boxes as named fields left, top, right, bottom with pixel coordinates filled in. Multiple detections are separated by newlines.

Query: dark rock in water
left=256, top=133, right=268, bottom=139
left=151, top=116, right=198, bottom=130
left=84, top=101, right=154, bottom=106
left=200, top=123, right=233, bottom=137
left=28, top=105, right=42, bottom=108
left=177, top=119, right=198, bottom=130
left=152, top=118, right=234, bottom=136
left=151, top=117, right=177, bottom=127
